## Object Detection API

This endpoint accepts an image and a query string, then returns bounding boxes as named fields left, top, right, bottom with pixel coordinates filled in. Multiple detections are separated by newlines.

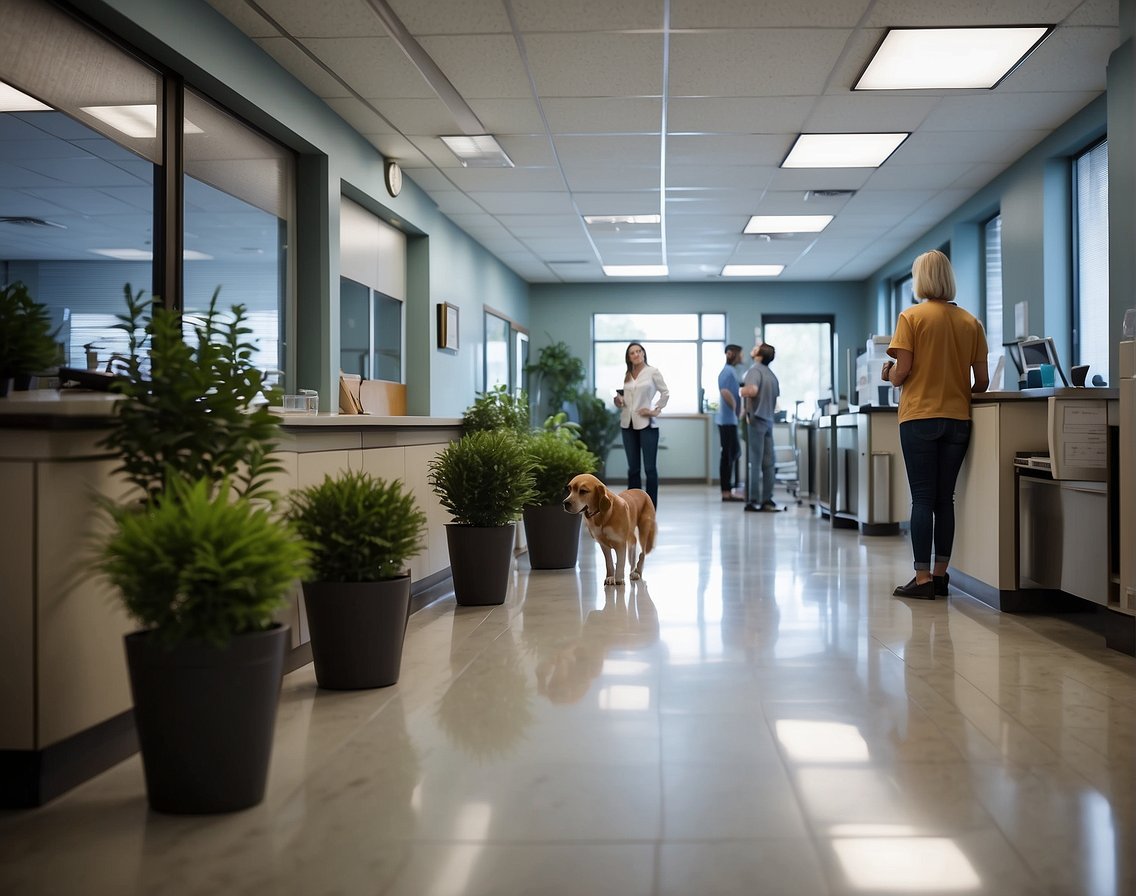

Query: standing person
left=884, top=249, right=989, bottom=599
left=613, top=342, right=669, bottom=508
left=716, top=344, right=745, bottom=501
left=740, top=343, right=780, bottom=512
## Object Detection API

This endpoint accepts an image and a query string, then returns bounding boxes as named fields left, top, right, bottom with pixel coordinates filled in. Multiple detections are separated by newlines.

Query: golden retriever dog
left=563, top=473, right=657, bottom=585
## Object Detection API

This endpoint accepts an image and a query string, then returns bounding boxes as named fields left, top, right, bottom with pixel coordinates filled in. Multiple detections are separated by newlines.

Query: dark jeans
left=718, top=424, right=740, bottom=491
left=899, top=417, right=972, bottom=571
left=621, top=426, right=659, bottom=507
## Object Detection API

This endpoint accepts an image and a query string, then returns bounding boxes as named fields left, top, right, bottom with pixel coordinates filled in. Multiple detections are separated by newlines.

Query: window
left=1074, top=139, right=1109, bottom=383
left=593, top=313, right=725, bottom=413
left=183, top=91, right=295, bottom=376
left=483, top=307, right=527, bottom=395
left=763, top=317, right=834, bottom=420
left=983, top=214, right=1003, bottom=351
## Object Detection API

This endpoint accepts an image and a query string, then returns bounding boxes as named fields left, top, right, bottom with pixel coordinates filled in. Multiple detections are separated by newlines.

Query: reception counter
left=0, top=392, right=462, bottom=807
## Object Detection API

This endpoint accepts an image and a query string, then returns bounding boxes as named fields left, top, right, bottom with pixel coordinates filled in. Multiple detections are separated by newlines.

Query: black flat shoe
left=933, top=573, right=950, bottom=596
left=893, top=577, right=935, bottom=599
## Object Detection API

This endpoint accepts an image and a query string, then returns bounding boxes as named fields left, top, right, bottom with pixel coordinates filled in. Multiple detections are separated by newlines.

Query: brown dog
left=563, top=473, right=656, bottom=585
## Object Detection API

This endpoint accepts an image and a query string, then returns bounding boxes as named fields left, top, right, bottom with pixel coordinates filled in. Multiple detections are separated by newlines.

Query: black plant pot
left=12, top=373, right=32, bottom=391
left=522, top=504, right=582, bottom=569
left=445, top=523, right=515, bottom=606
left=124, top=624, right=289, bottom=814
left=301, top=578, right=411, bottom=689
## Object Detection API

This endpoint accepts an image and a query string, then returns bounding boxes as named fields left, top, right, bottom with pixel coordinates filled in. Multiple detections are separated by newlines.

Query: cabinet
left=1018, top=474, right=1108, bottom=604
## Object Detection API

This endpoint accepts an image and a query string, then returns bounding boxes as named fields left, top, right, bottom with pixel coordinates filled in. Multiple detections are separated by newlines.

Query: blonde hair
left=912, top=249, right=956, bottom=301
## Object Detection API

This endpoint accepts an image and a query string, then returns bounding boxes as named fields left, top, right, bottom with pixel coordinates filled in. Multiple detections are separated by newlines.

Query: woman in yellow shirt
left=883, top=250, right=990, bottom=599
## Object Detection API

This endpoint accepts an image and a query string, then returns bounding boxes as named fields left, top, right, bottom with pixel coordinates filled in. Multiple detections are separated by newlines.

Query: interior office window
left=983, top=214, right=1003, bottom=351
left=339, top=196, right=406, bottom=384
left=894, top=274, right=914, bottom=315
left=183, top=91, right=294, bottom=378
left=763, top=317, right=834, bottom=420
left=593, top=313, right=725, bottom=414
left=0, top=0, right=160, bottom=370
left=484, top=310, right=511, bottom=390
left=339, top=279, right=401, bottom=381
left=1074, top=139, right=1109, bottom=383
left=515, top=330, right=529, bottom=396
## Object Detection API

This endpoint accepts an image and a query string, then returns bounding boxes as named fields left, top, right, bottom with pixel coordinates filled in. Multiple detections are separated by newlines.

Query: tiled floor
left=2, top=484, right=1135, bottom=895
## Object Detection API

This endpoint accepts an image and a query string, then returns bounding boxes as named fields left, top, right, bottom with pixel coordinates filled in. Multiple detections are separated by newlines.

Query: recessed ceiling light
left=0, top=81, right=51, bottom=112
left=440, top=134, right=514, bottom=168
left=782, top=134, right=908, bottom=169
left=90, top=248, right=213, bottom=261
left=855, top=27, right=1052, bottom=90
left=602, top=265, right=669, bottom=277
left=584, top=215, right=661, bottom=225
left=80, top=105, right=203, bottom=139
left=722, top=264, right=785, bottom=277
left=744, top=215, right=833, bottom=234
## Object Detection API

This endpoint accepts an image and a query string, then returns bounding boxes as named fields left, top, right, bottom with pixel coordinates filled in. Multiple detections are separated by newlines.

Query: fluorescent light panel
left=722, top=264, right=784, bottom=277
left=744, top=215, right=832, bottom=234
left=440, top=134, right=514, bottom=168
left=91, top=248, right=212, bottom=261
left=782, top=133, right=907, bottom=169
left=80, top=104, right=203, bottom=139
left=584, top=214, right=661, bottom=225
left=603, top=265, right=668, bottom=277
left=856, top=27, right=1052, bottom=90
left=0, top=82, right=51, bottom=112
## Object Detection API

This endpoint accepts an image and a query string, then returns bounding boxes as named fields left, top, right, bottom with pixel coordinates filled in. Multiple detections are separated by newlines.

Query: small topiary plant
left=288, top=471, right=426, bottom=582
left=428, top=429, right=537, bottom=527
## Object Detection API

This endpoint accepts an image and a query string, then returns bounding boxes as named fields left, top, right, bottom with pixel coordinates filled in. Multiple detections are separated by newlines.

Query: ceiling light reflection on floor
left=775, top=719, right=870, bottom=762
left=833, top=836, right=982, bottom=891
left=598, top=685, right=651, bottom=710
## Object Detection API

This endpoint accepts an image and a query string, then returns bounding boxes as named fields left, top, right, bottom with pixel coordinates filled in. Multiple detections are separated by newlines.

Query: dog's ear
left=596, top=485, right=612, bottom=516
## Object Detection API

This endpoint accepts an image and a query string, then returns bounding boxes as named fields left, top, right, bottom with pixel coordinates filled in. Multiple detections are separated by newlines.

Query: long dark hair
left=624, top=342, right=647, bottom=380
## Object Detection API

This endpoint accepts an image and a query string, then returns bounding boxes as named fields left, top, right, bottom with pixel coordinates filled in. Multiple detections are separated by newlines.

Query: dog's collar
left=583, top=506, right=596, bottom=519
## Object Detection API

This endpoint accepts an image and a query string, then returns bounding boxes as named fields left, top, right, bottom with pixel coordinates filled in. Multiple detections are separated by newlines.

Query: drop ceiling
left=1, top=0, right=1121, bottom=284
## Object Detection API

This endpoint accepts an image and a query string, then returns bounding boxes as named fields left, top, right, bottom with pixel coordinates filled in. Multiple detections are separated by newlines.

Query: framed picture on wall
left=437, top=302, right=459, bottom=352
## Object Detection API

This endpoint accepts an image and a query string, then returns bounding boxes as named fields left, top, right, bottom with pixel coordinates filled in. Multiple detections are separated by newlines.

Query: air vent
left=0, top=216, right=67, bottom=229
left=804, top=190, right=856, bottom=200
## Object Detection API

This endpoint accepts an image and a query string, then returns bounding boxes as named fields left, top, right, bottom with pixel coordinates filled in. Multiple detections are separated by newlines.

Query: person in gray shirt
left=739, top=343, right=780, bottom=512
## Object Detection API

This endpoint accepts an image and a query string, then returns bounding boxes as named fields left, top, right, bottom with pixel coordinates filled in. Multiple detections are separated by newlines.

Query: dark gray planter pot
left=301, top=577, right=411, bottom=689
left=445, top=523, right=515, bottom=606
left=124, top=624, right=288, bottom=814
left=522, top=503, right=582, bottom=569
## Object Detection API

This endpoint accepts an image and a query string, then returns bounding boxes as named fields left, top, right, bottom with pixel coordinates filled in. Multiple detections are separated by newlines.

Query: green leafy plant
left=574, top=391, right=622, bottom=472
left=526, top=339, right=586, bottom=417
left=99, top=476, right=310, bottom=647
left=540, top=410, right=582, bottom=443
left=288, top=471, right=427, bottom=582
left=428, top=429, right=537, bottom=527
left=100, top=284, right=284, bottom=502
left=0, top=281, right=60, bottom=379
left=525, top=430, right=597, bottom=506
left=461, top=384, right=531, bottom=435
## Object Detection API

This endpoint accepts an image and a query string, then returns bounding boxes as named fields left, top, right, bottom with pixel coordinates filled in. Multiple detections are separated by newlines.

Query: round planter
left=445, top=523, right=515, bottom=606
left=522, top=504, right=582, bottom=569
left=124, top=624, right=289, bottom=814
left=301, top=577, right=411, bottom=689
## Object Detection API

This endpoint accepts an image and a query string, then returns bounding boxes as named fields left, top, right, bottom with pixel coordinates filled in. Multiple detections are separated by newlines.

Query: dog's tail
left=639, top=509, right=657, bottom=555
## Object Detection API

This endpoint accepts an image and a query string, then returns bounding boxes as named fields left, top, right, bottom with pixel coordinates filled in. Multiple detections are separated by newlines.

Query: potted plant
left=461, top=383, right=531, bottom=435
left=522, top=429, right=597, bottom=569
left=525, top=339, right=585, bottom=422
left=98, top=476, right=310, bottom=814
left=0, top=281, right=60, bottom=395
left=574, top=391, right=622, bottom=479
left=428, top=429, right=537, bottom=605
left=287, top=471, right=427, bottom=689
left=96, top=284, right=297, bottom=814
left=100, top=284, right=284, bottom=501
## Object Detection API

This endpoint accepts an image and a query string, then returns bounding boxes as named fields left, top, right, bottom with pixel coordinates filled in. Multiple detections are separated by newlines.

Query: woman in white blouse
left=613, top=342, right=670, bottom=508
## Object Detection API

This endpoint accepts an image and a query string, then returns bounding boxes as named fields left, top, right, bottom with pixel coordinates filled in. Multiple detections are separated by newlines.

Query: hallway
left=2, top=484, right=1134, bottom=895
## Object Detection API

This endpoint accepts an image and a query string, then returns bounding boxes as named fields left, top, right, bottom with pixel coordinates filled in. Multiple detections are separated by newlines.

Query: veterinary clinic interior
left=3, top=0, right=1136, bottom=893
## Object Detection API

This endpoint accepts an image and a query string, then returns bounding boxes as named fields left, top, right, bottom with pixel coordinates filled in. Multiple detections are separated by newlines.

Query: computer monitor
left=1017, top=336, right=1069, bottom=387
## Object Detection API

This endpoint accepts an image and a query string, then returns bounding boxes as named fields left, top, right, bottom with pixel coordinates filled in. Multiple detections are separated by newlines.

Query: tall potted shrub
left=574, top=392, right=622, bottom=479
left=96, top=284, right=298, bottom=814
left=0, top=281, right=60, bottom=395
left=428, top=430, right=536, bottom=606
left=287, top=471, right=426, bottom=689
left=99, top=477, right=309, bottom=814
left=523, top=430, right=597, bottom=569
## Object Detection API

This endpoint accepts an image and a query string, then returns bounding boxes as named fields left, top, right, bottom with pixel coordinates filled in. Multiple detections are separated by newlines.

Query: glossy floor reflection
left=3, top=484, right=1135, bottom=895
